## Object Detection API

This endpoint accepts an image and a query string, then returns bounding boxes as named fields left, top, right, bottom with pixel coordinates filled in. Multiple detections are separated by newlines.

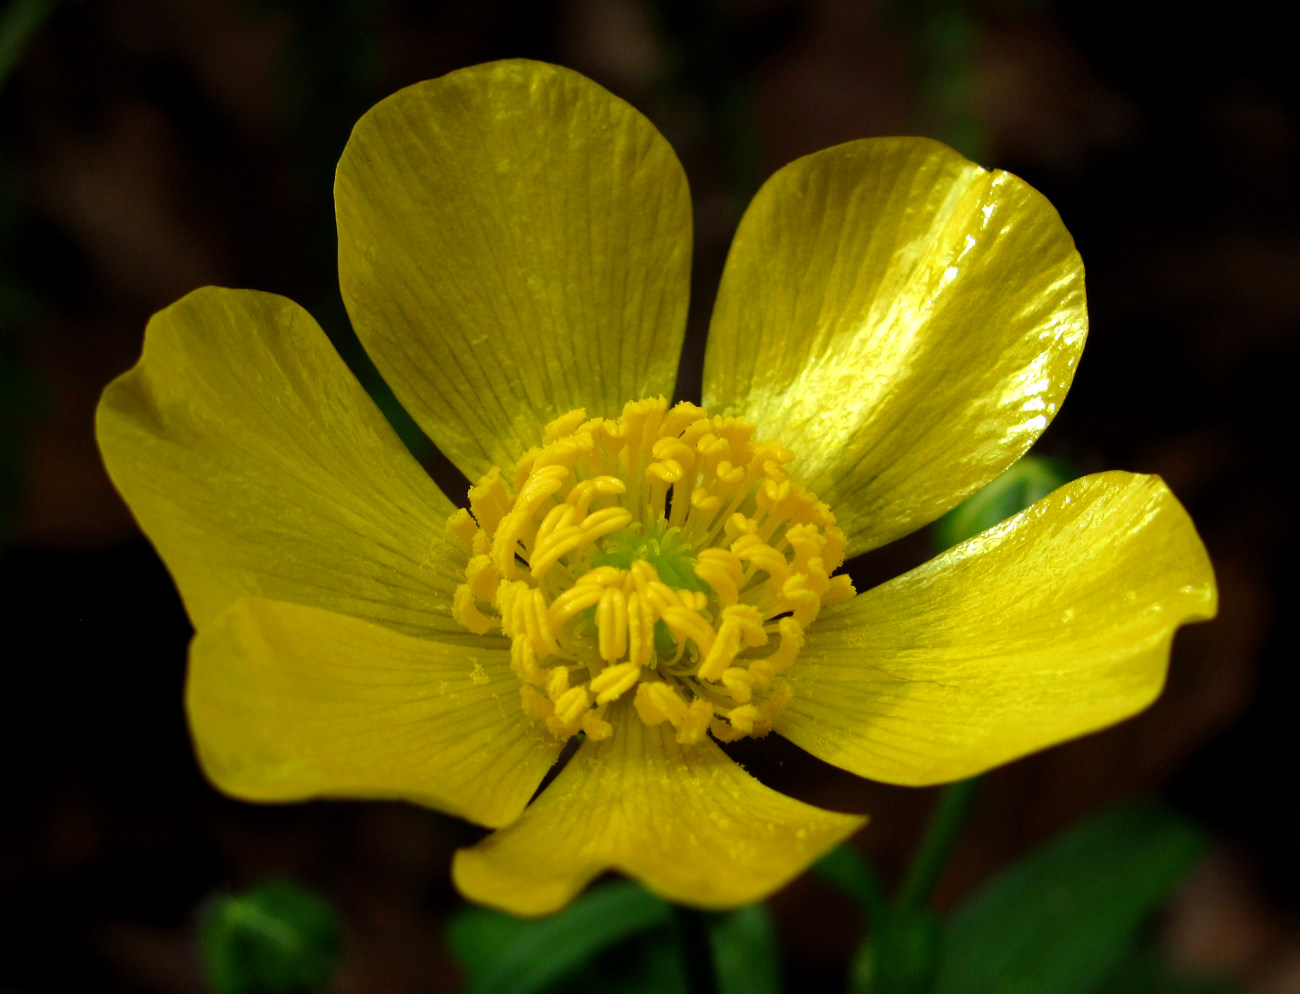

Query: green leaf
left=198, top=880, right=342, bottom=994
left=853, top=907, right=942, bottom=994
left=446, top=880, right=673, bottom=994
left=706, top=903, right=782, bottom=994
left=933, top=455, right=1075, bottom=551
left=522, top=924, right=689, bottom=994
left=1097, top=946, right=1239, bottom=994
left=934, top=801, right=1206, bottom=994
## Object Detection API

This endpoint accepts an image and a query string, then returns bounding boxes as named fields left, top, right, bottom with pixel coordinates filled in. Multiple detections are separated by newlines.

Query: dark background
left=1, top=0, right=1294, bottom=990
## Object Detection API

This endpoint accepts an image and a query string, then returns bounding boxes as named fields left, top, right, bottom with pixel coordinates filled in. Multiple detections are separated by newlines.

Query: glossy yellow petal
left=96, top=287, right=470, bottom=638
left=776, top=472, right=1217, bottom=785
left=452, top=706, right=865, bottom=914
left=704, top=137, right=1087, bottom=556
left=337, top=59, right=691, bottom=480
left=188, top=597, right=561, bottom=827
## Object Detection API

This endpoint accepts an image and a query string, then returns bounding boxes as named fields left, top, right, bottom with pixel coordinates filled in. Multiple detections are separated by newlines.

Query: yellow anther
left=452, top=584, right=492, bottom=635
left=758, top=682, right=793, bottom=731
left=694, top=548, right=744, bottom=607
left=697, top=604, right=767, bottom=682
left=680, top=589, right=709, bottom=610
left=633, top=680, right=687, bottom=726
left=534, top=503, right=576, bottom=547
left=520, top=683, right=554, bottom=722
left=652, top=436, right=695, bottom=467
left=581, top=506, right=635, bottom=543
left=723, top=513, right=757, bottom=541
left=822, top=529, right=847, bottom=574
left=675, top=698, right=714, bottom=745
left=582, top=565, right=626, bottom=587
left=661, top=401, right=708, bottom=436
left=725, top=704, right=759, bottom=736
left=467, top=467, right=512, bottom=533
left=760, top=460, right=790, bottom=486
left=489, top=510, right=529, bottom=580
left=626, top=590, right=654, bottom=668
left=732, top=536, right=789, bottom=581
left=596, top=586, right=628, bottom=660
left=510, top=636, right=546, bottom=686
left=660, top=604, right=716, bottom=657
left=721, top=666, right=755, bottom=703
left=646, top=460, right=684, bottom=485
left=690, top=487, right=722, bottom=515
left=471, top=528, right=491, bottom=556
left=498, top=581, right=560, bottom=658
left=512, top=447, right=539, bottom=490
left=582, top=711, right=614, bottom=741
left=542, top=407, right=588, bottom=444
left=598, top=416, right=628, bottom=447
left=823, top=573, right=856, bottom=606
left=547, top=581, right=605, bottom=630
left=629, top=559, right=659, bottom=585
left=589, top=661, right=641, bottom=704
left=521, top=462, right=570, bottom=507
left=550, top=685, right=590, bottom=736
left=465, top=554, right=500, bottom=602
left=696, top=432, right=727, bottom=458
left=756, top=617, right=804, bottom=678
left=714, top=460, right=745, bottom=486
left=524, top=586, right=561, bottom=657
left=777, top=574, right=823, bottom=625
left=530, top=524, right=587, bottom=580
left=546, top=665, right=569, bottom=699
left=566, top=476, right=626, bottom=517
left=785, top=522, right=827, bottom=561
left=446, top=508, right=478, bottom=551
left=758, top=475, right=792, bottom=509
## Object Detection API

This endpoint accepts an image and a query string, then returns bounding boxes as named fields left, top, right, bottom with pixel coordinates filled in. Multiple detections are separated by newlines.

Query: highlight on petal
left=452, top=706, right=865, bottom=915
left=776, top=472, right=1217, bottom=785
left=703, top=137, right=1087, bottom=557
left=188, top=597, right=562, bottom=828
left=96, top=287, right=470, bottom=639
left=337, top=59, right=692, bottom=481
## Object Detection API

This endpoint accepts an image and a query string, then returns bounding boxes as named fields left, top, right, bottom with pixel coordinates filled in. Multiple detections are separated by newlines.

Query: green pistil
left=592, top=521, right=706, bottom=663
left=592, top=520, right=705, bottom=592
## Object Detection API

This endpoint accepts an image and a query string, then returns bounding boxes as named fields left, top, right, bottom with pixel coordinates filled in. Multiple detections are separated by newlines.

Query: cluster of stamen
left=447, top=397, right=854, bottom=746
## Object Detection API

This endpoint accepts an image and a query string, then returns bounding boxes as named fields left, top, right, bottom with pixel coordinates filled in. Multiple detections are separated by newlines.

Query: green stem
left=672, top=905, right=719, bottom=994
left=896, top=777, right=979, bottom=911
left=815, top=843, right=890, bottom=928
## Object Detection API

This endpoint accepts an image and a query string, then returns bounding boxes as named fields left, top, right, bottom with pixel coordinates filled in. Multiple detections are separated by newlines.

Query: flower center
left=447, top=397, right=855, bottom=745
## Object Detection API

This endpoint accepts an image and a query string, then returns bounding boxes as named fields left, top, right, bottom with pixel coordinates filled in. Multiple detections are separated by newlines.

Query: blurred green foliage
left=0, top=0, right=60, bottom=92
left=820, top=800, right=1214, bottom=994
left=448, top=878, right=784, bottom=994
left=199, top=880, right=342, bottom=994
left=934, top=801, right=1205, bottom=994
left=933, top=455, right=1076, bottom=551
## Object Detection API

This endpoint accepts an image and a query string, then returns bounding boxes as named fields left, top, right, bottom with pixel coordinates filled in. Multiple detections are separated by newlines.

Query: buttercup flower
left=97, top=60, right=1217, bottom=915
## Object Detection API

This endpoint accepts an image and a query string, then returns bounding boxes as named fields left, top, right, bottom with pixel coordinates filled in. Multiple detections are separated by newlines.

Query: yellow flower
left=96, top=60, right=1217, bottom=916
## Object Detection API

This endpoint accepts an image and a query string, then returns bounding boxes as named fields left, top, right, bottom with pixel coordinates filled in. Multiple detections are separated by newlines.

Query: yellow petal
left=776, top=472, right=1217, bottom=785
left=336, top=59, right=691, bottom=480
left=704, top=137, right=1087, bottom=556
left=96, top=287, right=471, bottom=639
left=188, top=597, right=561, bottom=828
left=452, top=706, right=865, bottom=914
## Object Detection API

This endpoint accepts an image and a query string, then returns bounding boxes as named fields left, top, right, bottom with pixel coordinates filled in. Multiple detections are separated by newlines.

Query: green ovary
left=592, top=520, right=704, bottom=593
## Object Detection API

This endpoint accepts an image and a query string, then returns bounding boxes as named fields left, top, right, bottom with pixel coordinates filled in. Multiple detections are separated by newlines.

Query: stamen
left=446, top=397, right=854, bottom=745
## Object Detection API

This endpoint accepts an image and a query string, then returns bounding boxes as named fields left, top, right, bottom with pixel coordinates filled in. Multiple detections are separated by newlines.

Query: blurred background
left=0, top=0, right=1294, bottom=990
